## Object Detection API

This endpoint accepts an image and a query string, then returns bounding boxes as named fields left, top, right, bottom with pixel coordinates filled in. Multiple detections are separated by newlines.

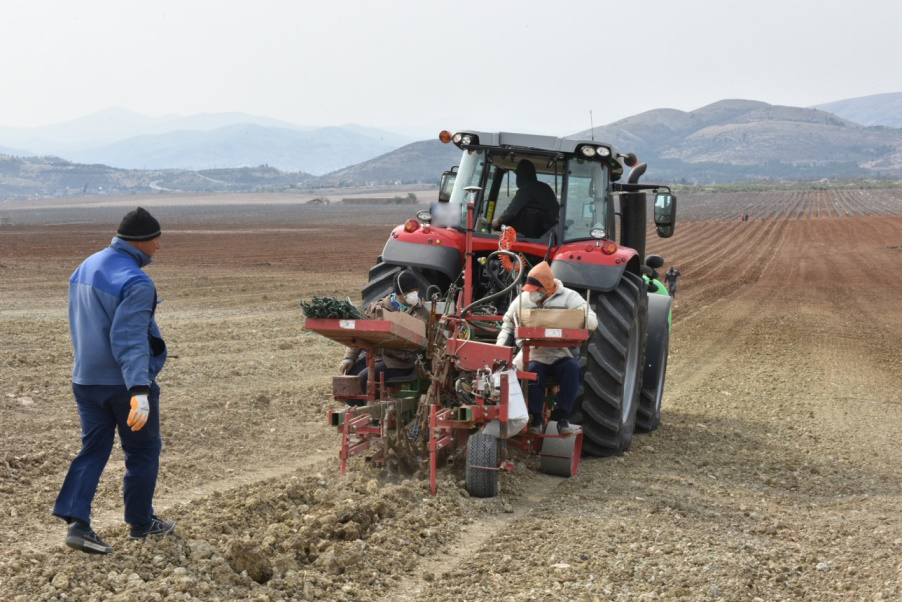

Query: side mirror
left=438, top=167, right=458, bottom=202
left=654, top=193, right=677, bottom=238
left=645, top=254, right=664, bottom=270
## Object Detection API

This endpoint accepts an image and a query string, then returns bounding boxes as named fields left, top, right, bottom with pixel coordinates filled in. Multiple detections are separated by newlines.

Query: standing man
left=53, top=207, right=175, bottom=554
left=664, top=266, right=681, bottom=298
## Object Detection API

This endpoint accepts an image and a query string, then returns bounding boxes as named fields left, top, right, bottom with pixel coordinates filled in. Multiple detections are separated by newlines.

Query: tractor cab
left=436, top=131, right=624, bottom=247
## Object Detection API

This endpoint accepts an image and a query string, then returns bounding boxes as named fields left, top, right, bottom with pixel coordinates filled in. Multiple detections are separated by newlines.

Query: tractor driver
left=496, top=261, right=598, bottom=435
left=338, top=270, right=429, bottom=400
left=491, top=159, right=560, bottom=239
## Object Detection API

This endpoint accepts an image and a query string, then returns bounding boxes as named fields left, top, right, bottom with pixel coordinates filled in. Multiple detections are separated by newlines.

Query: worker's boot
left=129, top=515, right=176, bottom=540
left=557, top=419, right=582, bottom=436
left=65, top=521, right=113, bottom=555
left=527, top=414, right=544, bottom=434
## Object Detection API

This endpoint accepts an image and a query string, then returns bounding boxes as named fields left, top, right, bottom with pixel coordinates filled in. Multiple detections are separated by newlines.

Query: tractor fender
left=381, top=237, right=462, bottom=281
left=647, top=277, right=668, bottom=296
left=647, top=291, right=672, bottom=338
left=636, top=291, right=672, bottom=432
left=551, top=260, right=627, bottom=293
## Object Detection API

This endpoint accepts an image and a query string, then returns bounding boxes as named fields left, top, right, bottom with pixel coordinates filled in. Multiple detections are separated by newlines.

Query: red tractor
left=307, top=130, right=676, bottom=496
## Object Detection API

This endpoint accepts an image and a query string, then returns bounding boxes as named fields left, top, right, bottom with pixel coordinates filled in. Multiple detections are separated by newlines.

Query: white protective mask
left=404, top=291, right=419, bottom=305
left=528, top=291, right=543, bottom=304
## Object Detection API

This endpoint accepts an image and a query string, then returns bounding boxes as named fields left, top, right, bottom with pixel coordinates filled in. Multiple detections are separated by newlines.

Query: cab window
left=448, top=150, right=486, bottom=205
left=563, top=158, right=610, bottom=242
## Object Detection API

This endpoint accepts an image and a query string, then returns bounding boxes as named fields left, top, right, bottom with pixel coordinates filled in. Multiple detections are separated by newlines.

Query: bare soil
left=1, top=192, right=900, bottom=601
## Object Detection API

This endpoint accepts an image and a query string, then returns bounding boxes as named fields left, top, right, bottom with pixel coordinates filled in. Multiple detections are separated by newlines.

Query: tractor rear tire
left=362, top=260, right=432, bottom=308
left=578, top=271, right=648, bottom=457
left=466, top=433, right=499, bottom=498
left=361, top=259, right=402, bottom=307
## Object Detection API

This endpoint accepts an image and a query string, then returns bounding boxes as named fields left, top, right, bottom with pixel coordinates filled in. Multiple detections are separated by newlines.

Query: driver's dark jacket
left=497, top=180, right=560, bottom=238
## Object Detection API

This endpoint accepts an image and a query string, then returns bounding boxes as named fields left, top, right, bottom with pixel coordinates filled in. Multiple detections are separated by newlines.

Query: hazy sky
left=2, top=0, right=899, bottom=136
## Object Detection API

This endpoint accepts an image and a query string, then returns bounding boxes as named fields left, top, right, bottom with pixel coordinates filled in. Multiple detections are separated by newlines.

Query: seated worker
left=495, top=261, right=598, bottom=435
left=491, top=159, right=560, bottom=239
left=338, top=270, right=429, bottom=398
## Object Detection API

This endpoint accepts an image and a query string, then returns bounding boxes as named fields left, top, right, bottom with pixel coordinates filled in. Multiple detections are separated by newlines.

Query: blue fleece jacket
left=69, top=237, right=167, bottom=389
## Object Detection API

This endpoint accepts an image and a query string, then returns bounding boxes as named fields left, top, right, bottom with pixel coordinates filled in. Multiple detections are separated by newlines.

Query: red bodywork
left=390, top=223, right=639, bottom=271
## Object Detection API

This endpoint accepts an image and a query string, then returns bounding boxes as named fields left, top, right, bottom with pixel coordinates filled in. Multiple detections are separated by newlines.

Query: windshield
left=438, top=149, right=487, bottom=228
left=449, top=149, right=486, bottom=205
left=445, top=148, right=610, bottom=239
left=485, top=162, right=561, bottom=226
left=562, top=158, right=610, bottom=242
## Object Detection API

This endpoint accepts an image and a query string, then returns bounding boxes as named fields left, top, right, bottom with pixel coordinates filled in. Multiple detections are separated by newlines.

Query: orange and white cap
left=522, top=261, right=556, bottom=293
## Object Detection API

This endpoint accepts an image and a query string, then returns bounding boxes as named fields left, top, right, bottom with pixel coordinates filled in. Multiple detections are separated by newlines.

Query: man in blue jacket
left=52, top=207, right=175, bottom=554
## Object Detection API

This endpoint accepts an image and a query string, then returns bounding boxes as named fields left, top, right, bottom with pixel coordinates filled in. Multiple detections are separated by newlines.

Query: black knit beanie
left=117, top=207, right=161, bottom=241
left=395, top=270, right=419, bottom=294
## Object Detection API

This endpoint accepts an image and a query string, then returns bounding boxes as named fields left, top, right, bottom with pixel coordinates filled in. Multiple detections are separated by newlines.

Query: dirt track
left=1, top=191, right=900, bottom=601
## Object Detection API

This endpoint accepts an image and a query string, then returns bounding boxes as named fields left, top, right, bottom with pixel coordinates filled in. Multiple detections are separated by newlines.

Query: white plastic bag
left=481, top=369, right=528, bottom=438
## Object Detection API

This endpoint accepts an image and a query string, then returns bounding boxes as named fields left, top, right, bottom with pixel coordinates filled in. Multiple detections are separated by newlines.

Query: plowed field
left=1, top=190, right=900, bottom=601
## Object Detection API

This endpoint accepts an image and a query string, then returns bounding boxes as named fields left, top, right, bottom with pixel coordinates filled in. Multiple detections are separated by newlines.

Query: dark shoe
left=129, top=515, right=176, bottom=540
left=65, top=522, right=113, bottom=555
left=527, top=416, right=544, bottom=434
left=557, top=419, right=582, bottom=435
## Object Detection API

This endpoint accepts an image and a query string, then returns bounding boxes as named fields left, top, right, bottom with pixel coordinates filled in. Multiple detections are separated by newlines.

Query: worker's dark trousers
left=526, top=357, right=581, bottom=418
left=52, top=383, right=161, bottom=527
left=351, top=356, right=410, bottom=394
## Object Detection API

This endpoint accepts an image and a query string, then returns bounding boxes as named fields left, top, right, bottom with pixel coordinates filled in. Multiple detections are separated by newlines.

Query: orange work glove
left=127, top=394, right=150, bottom=431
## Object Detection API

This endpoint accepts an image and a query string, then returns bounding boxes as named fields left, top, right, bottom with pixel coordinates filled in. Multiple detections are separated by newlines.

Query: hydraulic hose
left=460, top=250, right=524, bottom=317
left=425, top=284, right=441, bottom=301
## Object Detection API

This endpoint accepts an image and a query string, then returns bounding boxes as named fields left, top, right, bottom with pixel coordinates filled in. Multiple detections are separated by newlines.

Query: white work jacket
left=496, top=279, right=599, bottom=367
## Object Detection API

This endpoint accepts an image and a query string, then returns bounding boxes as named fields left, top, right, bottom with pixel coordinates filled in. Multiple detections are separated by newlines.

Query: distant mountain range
left=0, top=94, right=899, bottom=199
left=0, top=155, right=317, bottom=200
left=0, top=107, right=413, bottom=175
left=812, top=92, right=902, bottom=127
left=337, top=96, right=902, bottom=186
left=66, top=123, right=409, bottom=174
left=316, top=140, right=460, bottom=187
left=568, top=98, right=902, bottom=182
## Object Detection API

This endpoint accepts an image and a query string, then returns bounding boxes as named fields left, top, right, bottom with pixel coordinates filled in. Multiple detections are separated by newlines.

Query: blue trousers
left=526, top=358, right=581, bottom=418
left=351, top=356, right=410, bottom=393
left=53, top=383, right=161, bottom=527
